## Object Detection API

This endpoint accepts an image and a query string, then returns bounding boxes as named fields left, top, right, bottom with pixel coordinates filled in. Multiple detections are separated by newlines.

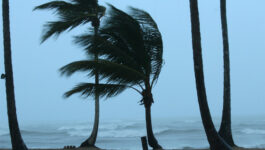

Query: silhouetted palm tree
left=60, top=5, right=163, bottom=149
left=2, top=0, right=28, bottom=149
left=34, top=0, right=105, bottom=147
left=219, top=0, right=236, bottom=147
left=189, top=0, right=232, bottom=149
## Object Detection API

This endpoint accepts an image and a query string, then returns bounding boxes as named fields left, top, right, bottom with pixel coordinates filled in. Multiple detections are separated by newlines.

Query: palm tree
left=34, top=0, right=105, bottom=147
left=60, top=5, right=163, bottom=149
left=218, top=0, right=236, bottom=146
left=189, top=0, right=232, bottom=149
left=2, top=0, right=28, bottom=149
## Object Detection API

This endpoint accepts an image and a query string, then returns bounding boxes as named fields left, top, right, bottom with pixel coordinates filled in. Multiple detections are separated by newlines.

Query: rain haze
left=0, top=0, right=265, bottom=128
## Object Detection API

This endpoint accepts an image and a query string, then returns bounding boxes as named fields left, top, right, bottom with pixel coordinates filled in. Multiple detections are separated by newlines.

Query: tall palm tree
left=60, top=5, right=163, bottom=149
left=34, top=0, right=105, bottom=147
left=219, top=0, right=236, bottom=146
left=189, top=0, right=232, bottom=149
left=2, top=0, right=28, bottom=149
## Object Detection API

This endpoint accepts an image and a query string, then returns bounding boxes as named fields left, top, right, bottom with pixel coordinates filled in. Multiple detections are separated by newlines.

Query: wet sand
left=1, top=148, right=265, bottom=150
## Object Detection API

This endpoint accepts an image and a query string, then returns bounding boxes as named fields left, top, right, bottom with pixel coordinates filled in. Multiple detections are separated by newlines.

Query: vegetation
left=34, top=0, right=106, bottom=147
left=60, top=5, right=163, bottom=149
left=1, top=0, right=28, bottom=149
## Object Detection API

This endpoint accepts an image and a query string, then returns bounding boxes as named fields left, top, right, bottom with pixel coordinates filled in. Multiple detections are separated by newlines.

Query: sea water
left=1, top=117, right=265, bottom=150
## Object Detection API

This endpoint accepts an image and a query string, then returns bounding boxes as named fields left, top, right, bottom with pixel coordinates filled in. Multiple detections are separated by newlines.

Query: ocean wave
left=115, top=122, right=142, bottom=130
left=155, top=128, right=201, bottom=136
left=0, top=129, right=58, bottom=137
left=55, top=122, right=203, bottom=138
left=63, top=127, right=202, bottom=138
left=183, top=120, right=200, bottom=124
left=0, top=131, right=9, bottom=136
left=58, top=125, right=90, bottom=131
left=57, top=122, right=142, bottom=133
left=241, top=128, right=265, bottom=134
left=66, top=128, right=146, bottom=138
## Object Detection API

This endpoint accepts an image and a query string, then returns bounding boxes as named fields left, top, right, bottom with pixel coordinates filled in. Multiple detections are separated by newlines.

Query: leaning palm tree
left=34, top=0, right=105, bottom=147
left=219, top=0, right=236, bottom=146
left=60, top=5, right=163, bottom=149
left=2, top=0, right=28, bottom=149
left=189, top=0, right=232, bottom=149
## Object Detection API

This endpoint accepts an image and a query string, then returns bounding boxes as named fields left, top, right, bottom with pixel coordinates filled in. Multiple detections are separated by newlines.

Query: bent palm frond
left=34, top=0, right=106, bottom=42
left=74, top=33, right=139, bottom=68
left=60, top=59, right=146, bottom=84
left=71, top=5, right=163, bottom=87
left=41, top=17, right=89, bottom=43
left=33, top=1, right=75, bottom=12
left=104, top=5, right=150, bottom=71
left=129, top=7, right=163, bottom=87
left=64, top=83, right=128, bottom=98
left=61, top=5, right=163, bottom=101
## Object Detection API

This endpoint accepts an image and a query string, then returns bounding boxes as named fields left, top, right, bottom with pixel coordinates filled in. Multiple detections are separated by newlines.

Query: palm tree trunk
left=145, top=106, right=162, bottom=149
left=2, top=0, right=28, bottom=150
left=142, top=86, right=162, bottom=149
left=218, top=0, right=236, bottom=147
left=80, top=18, right=100, bottom=148
left=80, top=89, right=99, bottom=147
left=189, top=0, right=232, bottom=149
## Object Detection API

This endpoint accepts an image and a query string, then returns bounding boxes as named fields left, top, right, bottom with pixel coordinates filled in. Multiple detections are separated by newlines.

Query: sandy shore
left=1, top=148, right=265, bottom=150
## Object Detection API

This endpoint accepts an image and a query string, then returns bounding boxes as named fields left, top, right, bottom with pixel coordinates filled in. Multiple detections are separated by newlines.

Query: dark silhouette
left=2, top=0, right=28, bottom=149
left=34, top=0, right=105, bottom=147
left=189, top=0, right=232, bottom=149
left=219, top=0, right=236, bottom=147
left=60, top=5, right=163, bottom=149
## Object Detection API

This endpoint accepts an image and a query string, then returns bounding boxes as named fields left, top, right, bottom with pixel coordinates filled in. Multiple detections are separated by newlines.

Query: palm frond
left=33, top=1, right=74, bottom=12
left=35, top=0, right=106, bottom=42
left=64, top=83, right=128, bottom=98
left=60, top=59, right=146, bottom=84
left=34, top=0, right=103, bottom=14
left=74, top=33, right=140, bottom=69
left=129, top=7, right=163, bottom=87
left=41, top=18, right=88, bottom=42
left=103, top=4, right=152, bottom=73
left=69, top=0, right=97, bottom=6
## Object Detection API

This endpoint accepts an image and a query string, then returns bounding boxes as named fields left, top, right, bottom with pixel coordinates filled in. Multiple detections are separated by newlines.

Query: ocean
left=1, top=117, right=265, bottom=150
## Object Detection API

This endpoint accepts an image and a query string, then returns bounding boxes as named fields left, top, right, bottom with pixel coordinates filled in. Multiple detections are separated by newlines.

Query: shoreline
left=1, top=148, right=265, bottom=150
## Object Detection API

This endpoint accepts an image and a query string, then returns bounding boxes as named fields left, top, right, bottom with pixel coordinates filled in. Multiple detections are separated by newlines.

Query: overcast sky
left=0, top=0, right=265, bottom=126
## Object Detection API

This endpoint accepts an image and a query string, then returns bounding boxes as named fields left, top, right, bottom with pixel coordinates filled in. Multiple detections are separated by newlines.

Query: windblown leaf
left=33, top=1, right=75, bottom=12
left=34, top=0, right=106, bottom=42
left=60, top=59, right=146, bottom=84
left=129, top=7, right=163, bottom=86
left=64, top=83, right=127, bottom=98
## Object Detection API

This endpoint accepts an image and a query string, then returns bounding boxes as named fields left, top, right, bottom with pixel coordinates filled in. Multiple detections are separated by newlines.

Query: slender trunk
left=145, top=106, right=162, bottom=149
left=189, top=0, right=232, bottom=149
left=2, top=0, right=28, bottom=150
left=142, top=86, right=162, bottom=150
left=80, top=89, right=99, bottom=147
left=219, top=0, right=235, bottom=146
left=80, top=18, right=100, bottom=148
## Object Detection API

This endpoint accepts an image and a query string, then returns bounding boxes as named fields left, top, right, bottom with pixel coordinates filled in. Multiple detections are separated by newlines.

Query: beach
left=1, top=148, right=265, bottom=150
left=1, top=117, right=265, bottom=150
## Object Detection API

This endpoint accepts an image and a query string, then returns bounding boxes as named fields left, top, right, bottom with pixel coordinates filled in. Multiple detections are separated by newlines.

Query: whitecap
left=241, top=128, right=265, bottom=134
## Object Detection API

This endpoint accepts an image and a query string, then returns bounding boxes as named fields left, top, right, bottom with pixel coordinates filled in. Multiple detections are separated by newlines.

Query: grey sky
left=0, top=0, right=265, bottom=126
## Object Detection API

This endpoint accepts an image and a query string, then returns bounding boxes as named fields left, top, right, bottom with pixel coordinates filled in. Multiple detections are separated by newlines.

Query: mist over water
left=1, top=117, right=265, bottom=150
